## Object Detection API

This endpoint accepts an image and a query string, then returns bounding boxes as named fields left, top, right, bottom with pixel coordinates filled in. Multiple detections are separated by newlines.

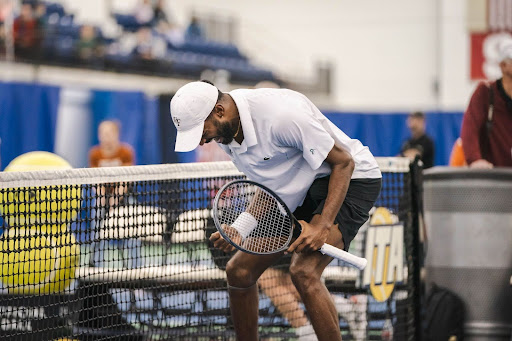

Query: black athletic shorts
left=293, top=176, right=382, bottom=251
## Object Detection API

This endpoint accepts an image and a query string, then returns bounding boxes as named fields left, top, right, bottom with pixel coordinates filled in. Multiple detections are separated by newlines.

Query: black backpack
left=423, top=283, right=466, bottom=341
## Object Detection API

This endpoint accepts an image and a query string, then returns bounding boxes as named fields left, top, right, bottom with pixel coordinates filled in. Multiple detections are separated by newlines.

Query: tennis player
left=171, top=80, right=382, bottom=341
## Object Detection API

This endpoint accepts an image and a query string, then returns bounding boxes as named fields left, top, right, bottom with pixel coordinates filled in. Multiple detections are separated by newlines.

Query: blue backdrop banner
left=0, top=80, right=464, bottom=170
left=324, top=111, right=464, bottom=166
left=0, top=82, right=60, bottom=170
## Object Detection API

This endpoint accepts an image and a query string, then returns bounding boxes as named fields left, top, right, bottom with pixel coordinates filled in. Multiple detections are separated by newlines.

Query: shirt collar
left=228, top=90, right=258, bottom=152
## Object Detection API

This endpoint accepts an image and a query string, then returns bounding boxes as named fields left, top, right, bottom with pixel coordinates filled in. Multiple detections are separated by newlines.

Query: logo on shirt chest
left=310, top=149, right=315, bottom=155
left=263, top=156, right=270, bottom=160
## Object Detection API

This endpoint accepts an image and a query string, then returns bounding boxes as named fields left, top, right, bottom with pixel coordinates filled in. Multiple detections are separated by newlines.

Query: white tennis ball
left=0, top=151, right=81, bottom=227
left=0, top=226, right=79, bottom=294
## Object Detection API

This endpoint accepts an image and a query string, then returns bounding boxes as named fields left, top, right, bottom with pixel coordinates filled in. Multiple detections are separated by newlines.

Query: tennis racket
left=212, top=179, right=367, bottom=270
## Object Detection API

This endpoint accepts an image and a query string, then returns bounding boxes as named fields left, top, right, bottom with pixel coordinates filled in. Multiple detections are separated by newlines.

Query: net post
left=409, top=156, right=424, bottom=341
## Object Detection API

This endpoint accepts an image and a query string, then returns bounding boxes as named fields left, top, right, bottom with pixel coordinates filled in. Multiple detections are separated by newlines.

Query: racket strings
left=216, top=182, right=293, bottom=253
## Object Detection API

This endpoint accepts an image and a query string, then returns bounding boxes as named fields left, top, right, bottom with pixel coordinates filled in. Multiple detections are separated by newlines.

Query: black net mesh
left=0, top=159, right=420, bottom=341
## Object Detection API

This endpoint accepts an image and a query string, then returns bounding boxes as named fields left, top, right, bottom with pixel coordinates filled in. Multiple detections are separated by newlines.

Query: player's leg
left=225, top=250, right=284, bottom=341
left=258, top=267, right=309, bottom=328
left=291, top=177, right=382, bottom=340
left=289, top=215, right=345, bottom=341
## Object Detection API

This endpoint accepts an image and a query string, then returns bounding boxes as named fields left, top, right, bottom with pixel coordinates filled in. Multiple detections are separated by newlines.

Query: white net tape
left=0, top=158, right=410, bottom=188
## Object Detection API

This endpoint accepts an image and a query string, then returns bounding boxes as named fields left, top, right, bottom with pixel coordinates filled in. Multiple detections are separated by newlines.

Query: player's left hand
left=209, top=225, right=241, bottom=253
left=286, top=218, right=330, bottom=254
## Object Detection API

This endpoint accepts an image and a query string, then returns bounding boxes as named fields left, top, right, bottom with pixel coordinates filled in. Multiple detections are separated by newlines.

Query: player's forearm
left=321, top=154, right=354, bottom=227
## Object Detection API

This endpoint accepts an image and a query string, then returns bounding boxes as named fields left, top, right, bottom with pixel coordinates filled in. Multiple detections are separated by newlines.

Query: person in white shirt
left=171, top=80, right=382, bottom=341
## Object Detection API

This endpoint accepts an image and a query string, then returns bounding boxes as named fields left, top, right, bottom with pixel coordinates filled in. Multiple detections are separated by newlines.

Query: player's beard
left=213, top=119, right=238, bottom=145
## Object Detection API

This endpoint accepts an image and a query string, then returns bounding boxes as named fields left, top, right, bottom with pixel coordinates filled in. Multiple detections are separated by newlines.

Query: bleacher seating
left=23, top=3, right=277, bottom=84
left=45, top=2, right=65, bottom=17
left=112, top=13, right=143, bottom=33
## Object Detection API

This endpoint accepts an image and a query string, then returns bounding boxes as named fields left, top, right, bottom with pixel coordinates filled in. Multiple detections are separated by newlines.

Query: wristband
left=231, top=212, right=258, bottom=239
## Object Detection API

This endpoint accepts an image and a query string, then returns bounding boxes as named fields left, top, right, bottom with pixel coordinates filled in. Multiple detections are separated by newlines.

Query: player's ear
left=213, top=103, right=224, bottom=118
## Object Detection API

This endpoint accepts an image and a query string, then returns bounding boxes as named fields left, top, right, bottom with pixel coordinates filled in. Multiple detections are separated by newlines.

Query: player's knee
left=289, top=263, right=321, bottom=294
left=225, top=258, right=257, bottom=287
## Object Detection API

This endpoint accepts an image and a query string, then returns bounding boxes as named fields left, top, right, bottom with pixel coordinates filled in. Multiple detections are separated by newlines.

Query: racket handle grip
left=319, top=244, right=368, bottom=270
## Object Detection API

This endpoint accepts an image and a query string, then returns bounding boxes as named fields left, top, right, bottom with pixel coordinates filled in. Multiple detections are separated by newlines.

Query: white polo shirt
left=218, top=88, right=382, bottom=212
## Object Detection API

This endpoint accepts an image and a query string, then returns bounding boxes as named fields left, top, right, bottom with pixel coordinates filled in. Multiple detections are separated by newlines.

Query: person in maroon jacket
left=13, top=3, right=39, bottom=59
left=461, top=39, right=512, bottom=168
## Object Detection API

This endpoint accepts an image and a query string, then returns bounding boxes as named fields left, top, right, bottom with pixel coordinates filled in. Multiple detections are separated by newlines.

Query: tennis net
left=0, top=158, right=422, bottom=341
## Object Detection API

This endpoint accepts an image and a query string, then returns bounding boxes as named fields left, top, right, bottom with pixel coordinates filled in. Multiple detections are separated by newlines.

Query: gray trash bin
left=423, top=167, right=512, bottom=341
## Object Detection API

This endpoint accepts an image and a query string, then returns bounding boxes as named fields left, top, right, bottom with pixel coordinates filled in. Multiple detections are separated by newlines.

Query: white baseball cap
left=171, top=81, right=218, bottom=152
left=498, top=38, right=512, bottom=62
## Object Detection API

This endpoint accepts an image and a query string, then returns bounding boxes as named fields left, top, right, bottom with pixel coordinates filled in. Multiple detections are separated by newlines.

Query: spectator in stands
left=131, top=26, right=166, bottom=60
left=461, top=38, right=512, bottom=168
left=13, top=3, right=39, bottom=59
left=400, top=111, right=435, bottom=169
left=0, top=0, right=12, bottom=19
left=134, top=0, right=154, bottom=25
left=185, top=15, right=203, bottom=41
left=0, top=22, right=5, bottom=55
left=156, top=20, right=184, bottom=47
left=0, top=0, right=11, bottom=54
left=76, top=24, right=103, bottom=62
left=152, top=0, right=171, bottom=25
left=34, top=2, right=47, bottom=31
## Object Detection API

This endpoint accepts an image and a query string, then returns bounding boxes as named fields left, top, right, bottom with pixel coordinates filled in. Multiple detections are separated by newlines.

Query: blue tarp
left=0, top=81, right=465, bottom=170
left=325, top=111, right=464, bottom=166
left=0, top=82, right=60, bottom=170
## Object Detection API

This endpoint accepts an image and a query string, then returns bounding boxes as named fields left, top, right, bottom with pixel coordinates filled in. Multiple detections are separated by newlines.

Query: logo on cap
left=173, top=117, right=181, bottom=127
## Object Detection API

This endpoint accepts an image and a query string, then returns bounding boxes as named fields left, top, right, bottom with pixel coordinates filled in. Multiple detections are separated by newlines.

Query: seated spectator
left=76, top=24, right=103, bottom=62
left=131, top=26, right=166, bottom=60
left=134, top=0, right=154, bottom=25
left=152, top=0, right=171, bottom=25
left=0, top=22, right=5, bottom=55
left=34, top=2, right=47, bottom=31
left=13, top=3, right=39, bottom=59
left=156, top=20, right=184, bottom=47
left=0, top=0, right=13, bottom=23
left=400, top=111, right=435, bottom=169
left=185, top=15, right=203, bottom=41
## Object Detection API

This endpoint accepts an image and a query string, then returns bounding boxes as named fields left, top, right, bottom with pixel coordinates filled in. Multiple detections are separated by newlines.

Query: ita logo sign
left=362, top=207, right=404, bottom=302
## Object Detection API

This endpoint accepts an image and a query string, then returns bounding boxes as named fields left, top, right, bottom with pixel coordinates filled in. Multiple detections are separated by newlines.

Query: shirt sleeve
left=121, top=144, right=135, bottom=166
left=461, top=82, right=489, bottom=164
left=89, top=147, right=99, bottom=168
left=271, top=102, right=335, bottom=170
